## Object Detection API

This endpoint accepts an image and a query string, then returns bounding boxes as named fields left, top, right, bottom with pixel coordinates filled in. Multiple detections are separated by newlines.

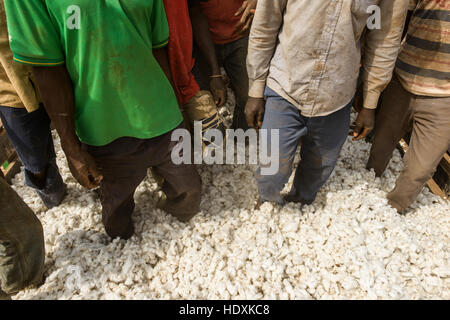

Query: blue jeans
left=256, top=87, right=351, bottom=205
left=0, top=105, right=66, bottom=208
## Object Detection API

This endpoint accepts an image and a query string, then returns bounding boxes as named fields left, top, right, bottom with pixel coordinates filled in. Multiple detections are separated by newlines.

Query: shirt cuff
left=12, top=53, right=65, bottom=66
left=363, top=90, right=381, bottom=109
left=248, top=79, right=266, bottom=98
left=152, top=39, right=169, bottom=49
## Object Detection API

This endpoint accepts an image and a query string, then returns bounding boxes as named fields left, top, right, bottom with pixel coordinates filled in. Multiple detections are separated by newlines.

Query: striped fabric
left=396, top=0, right=450, bottom=97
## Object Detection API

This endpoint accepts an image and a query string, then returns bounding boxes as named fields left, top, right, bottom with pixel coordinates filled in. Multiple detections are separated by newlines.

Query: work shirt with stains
left=395, top=0, right=450, bottom=97
left=0, top=0, right=40, bottom=112
left=4, top=0, right=183, bottom=146
left=247, top=0, right=410, bottom=117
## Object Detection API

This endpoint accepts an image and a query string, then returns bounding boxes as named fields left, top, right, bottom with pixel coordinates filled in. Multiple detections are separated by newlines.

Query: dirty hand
left=64, top=145, right=103, bottom=189
left=245, top=97, right=265, bottom=129
left=210, top=76, right=227, bottom=107
left=351, top=107, right=375, bottom=141
left=233, top=0, right=257, bottom=36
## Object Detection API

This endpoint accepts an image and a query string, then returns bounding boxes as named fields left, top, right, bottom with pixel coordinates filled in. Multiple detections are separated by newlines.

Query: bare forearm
left=32, top=66, right=80, bottom=150
left=189, top=5, right=221, bottom=75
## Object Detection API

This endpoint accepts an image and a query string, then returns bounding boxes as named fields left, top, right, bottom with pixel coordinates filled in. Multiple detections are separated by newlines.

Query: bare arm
left=189, top=3, right=221, bottom=77
left=32, top=66, right=78, bottom=147
left=189, top=2, right=227, bottom=106
left=33, top=66, right=102, bottom=188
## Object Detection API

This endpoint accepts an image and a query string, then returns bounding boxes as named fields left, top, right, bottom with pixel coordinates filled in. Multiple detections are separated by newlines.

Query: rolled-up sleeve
left=247, top=0, right=287, bottom=98
left=362, top=0, right=409, bottom=109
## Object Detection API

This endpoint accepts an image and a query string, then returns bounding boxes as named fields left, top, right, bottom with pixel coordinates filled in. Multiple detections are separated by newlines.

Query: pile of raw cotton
left=9, top=117, right=450, bottom=299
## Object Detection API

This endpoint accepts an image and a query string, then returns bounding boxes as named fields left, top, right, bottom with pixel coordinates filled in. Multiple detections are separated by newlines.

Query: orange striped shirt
left=396, top=0, right=450, bottom=97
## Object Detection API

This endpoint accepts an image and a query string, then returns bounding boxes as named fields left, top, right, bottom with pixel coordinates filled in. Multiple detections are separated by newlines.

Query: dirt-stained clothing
left=0, top=177, right=45, bottom=296
left=247, top=0, right=410, bottom=117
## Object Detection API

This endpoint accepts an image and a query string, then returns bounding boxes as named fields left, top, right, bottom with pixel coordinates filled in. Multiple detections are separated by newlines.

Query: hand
left=210, top=76, right=227, bottom=107
left=233, top=0, right=257, bottom=36
left=351, top=107, right=375, bottom=141
left=63, top=144, right=103, bottom=189
left=245, top=97, right=265, bottom=129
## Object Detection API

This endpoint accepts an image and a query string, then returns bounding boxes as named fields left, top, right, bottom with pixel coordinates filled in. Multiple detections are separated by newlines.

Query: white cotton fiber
left=9, top=105, right=450, bottom=299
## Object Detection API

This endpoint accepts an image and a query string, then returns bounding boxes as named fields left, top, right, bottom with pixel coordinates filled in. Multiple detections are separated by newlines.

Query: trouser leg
left=256, top=87, right=306, bottom=205
left=289, top=102, right=352, bottom=204
left=387, top=95, right=450, bottom=212
left=220, top=37, right=250, bottom=130
left=0, top=105, right=66, bottom=208
left=85, top=124, right=201, bottom=238
left=0, top=178, right=45, bottom=295
left=85, top=138, right=148, bottom=240
left=367, top=75, right=414, bottom=176
left=150, top=125, right=202, bottom=221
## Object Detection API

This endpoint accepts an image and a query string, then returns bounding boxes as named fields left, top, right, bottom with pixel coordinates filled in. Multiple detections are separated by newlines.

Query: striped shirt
left=396, top=0, right=450, bottom=97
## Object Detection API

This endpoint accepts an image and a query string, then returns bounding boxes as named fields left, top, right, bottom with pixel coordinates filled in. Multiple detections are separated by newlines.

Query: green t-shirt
left=4, top=0, right=183, bottom=146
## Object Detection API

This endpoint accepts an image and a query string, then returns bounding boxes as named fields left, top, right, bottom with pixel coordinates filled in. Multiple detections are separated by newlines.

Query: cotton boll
left=8, top=125, right=450, bottom=300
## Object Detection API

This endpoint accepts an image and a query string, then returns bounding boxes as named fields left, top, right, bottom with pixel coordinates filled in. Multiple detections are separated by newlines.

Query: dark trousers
left=84, top=124, right=202, bottom=239
left=256, top=87, right=351, bottom=205
left=193, top=36, right=249, bottom=130
left=0, top=177, right=45, bottom=296
left=0, top=105, right=55, bottom=174
left=0, top=105, right=65, bottom=208
left=367, top=75, right=450, bottom=212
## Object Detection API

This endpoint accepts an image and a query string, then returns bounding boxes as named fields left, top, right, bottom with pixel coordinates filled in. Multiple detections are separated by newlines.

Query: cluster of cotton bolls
left=8, top=91, right=449, bottom=299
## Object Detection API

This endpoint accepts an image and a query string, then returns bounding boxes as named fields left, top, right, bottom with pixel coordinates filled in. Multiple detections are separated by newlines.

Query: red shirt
left=163, top=0, right=200, bottom=105
left=198, top=0, right=244, bottom=45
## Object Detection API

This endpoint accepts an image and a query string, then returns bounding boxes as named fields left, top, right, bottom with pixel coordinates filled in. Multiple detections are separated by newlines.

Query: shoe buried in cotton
left=25, top=160, right=67, bottom=209
left=283, top=194, right=313, bottom=206
left=156, top=193, right=198, bottom=222
left=36, top=176, right=67, bottom=210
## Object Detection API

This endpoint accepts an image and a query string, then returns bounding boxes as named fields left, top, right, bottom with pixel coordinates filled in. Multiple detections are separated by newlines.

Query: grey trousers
left=0, top=177, right=45, bottom=296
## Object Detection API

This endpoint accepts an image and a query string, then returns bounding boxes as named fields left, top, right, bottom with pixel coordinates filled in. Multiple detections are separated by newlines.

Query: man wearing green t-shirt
left=4, top=0, right=202, bottom=240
